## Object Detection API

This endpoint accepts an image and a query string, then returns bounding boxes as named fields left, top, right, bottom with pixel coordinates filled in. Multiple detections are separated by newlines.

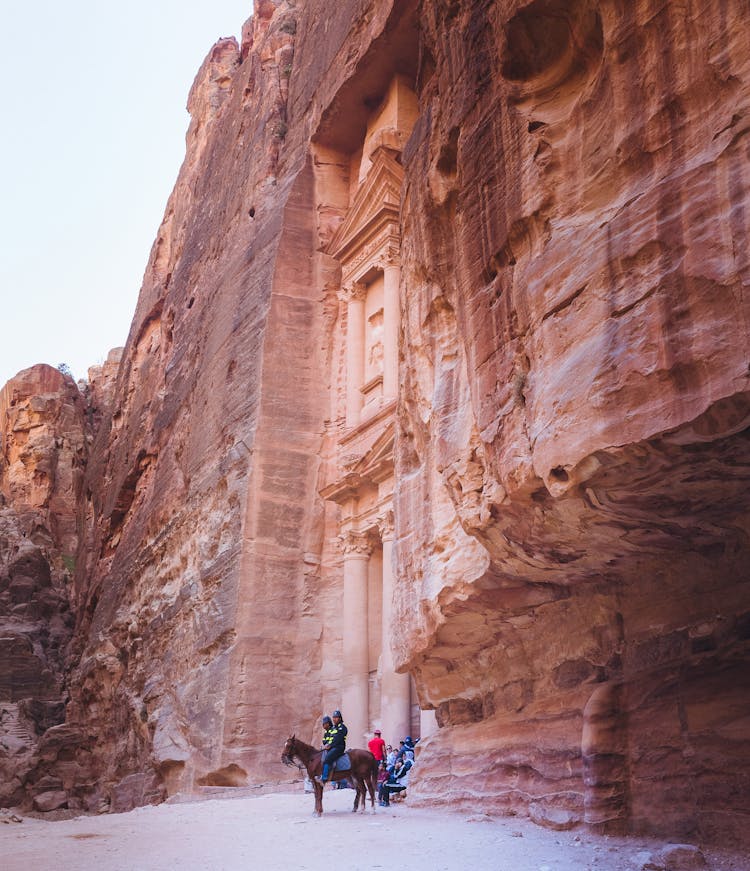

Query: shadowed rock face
left=394, top=0, right=750, bottom=845
left=0, top=365, right=87, bottom=807
left=1, top=0, right=748, bottom=846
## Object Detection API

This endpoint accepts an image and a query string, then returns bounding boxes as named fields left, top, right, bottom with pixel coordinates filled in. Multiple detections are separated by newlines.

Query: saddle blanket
left=333, top=753, right=351, bottom=772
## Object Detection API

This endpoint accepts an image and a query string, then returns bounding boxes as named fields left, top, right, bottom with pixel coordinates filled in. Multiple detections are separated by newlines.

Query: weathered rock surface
left=642, top=843, right=709, bottom=871
left=1, top=0, right=748, bottom=849
left=393, top=0, right=750, bottom=848
left=0, top=364, right=87, bottom=807
left=59, top=0, right=330, bottom=810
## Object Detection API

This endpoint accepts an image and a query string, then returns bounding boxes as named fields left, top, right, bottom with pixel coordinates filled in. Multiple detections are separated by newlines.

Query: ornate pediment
left=327, top=147, right=404, bottom=266
left=321, top=421, right=395, bottom=504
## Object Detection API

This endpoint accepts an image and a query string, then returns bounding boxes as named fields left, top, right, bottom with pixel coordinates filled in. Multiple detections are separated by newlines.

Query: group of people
left=368, top=729, right=416, bottom=806
left=315, top=710, right=348, bottom=785
left=314, top=710, right=416, bottom=806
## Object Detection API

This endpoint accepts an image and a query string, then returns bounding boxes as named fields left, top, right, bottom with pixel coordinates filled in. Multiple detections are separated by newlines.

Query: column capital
left=338, top=280, right=367, bottom=303
left=377, top=509, right=395, bottom=541
left=338, top=529, right=374, bottom=557
left=377, top=241, right=401, bottom=269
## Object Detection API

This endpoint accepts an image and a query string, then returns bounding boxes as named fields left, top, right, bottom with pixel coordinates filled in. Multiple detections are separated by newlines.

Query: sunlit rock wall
left=59, top=0, right=392, bottom=810
left=11, top=0, right=747, bottom=845
left=394, top=0, right=750, bottom=845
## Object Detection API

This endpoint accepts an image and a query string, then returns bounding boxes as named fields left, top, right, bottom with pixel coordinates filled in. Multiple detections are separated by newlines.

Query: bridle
left=282, top=737, right=305, bottom=772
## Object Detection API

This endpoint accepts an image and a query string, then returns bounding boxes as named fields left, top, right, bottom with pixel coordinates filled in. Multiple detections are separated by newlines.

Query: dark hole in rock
left=248, top=207, right=255, bottom=218
left=501, top=0, right=603, bottom=87
left=187, top=297, right=195, bottom=309
left=550, top=466, right=569, bottom=482
left=436, top=127, right=460, bottom=179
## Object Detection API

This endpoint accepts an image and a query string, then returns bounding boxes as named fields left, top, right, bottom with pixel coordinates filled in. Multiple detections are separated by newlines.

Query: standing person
left=368, top=729, right=386, bottom=763
left=376, top=760, right=389, bottom=805
left=315, top=709, right=347, bottom=785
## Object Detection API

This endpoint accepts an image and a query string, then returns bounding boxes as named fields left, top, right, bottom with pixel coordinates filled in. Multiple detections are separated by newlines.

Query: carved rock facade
left=1, top=0, right=748, bottom=847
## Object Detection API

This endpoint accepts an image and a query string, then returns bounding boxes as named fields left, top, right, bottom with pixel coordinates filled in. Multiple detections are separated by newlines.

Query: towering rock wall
left=1, top=0, right=747, bottom=847
left=394, top=0, right=750, bottom=845
left=58, top=0, right=420, bottom=810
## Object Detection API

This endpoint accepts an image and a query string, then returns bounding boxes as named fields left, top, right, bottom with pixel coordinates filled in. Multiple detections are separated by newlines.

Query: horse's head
left=281, top=734, right=296, bottom=767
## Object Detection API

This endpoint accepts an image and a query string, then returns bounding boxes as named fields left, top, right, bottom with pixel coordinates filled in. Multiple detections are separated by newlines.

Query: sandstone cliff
left=393, top=0, right=750, bottom=844
left=0, top=365, right=87, bottom=810
left=1, top=0, right=748, bottom=847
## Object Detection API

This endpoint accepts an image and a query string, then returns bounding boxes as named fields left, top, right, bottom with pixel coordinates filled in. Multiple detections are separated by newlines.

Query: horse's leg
left=356, top=777, right=367, bottom=813
left=368, top=772, right=376, bottom=810
left=313, top=781, right=323, bottom=816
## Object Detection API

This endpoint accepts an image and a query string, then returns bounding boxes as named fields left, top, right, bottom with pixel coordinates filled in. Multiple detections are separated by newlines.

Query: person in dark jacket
left=381, top=757, right=412, bottom=806
left=320, top=716, right=333, bottom=750
left=316, top=709, right=347, bottom=784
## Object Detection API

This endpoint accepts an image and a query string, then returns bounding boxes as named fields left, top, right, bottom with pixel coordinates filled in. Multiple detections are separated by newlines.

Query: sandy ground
left=1, top=788, right=748, bottom=871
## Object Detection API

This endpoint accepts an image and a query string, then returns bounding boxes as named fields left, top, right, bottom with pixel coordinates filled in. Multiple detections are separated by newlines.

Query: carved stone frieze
left=340, top=228, right=401, bottom=288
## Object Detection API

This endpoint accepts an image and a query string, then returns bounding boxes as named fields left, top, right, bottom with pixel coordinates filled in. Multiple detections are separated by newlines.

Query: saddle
left=333, top=752, right=351, bottom=772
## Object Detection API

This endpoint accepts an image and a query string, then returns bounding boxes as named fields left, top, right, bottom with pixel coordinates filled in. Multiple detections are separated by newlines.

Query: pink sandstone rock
left=0, top=364, right=87, bottom=807
left=393, top=0, right=750, bottom=847
left=32, top=789, right=68, bottom=813
left=0, top=0, right=747, bottom=851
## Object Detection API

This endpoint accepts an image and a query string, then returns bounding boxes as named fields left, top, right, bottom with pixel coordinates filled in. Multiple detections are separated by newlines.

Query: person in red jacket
left=368, top=729, right=386, bottom=763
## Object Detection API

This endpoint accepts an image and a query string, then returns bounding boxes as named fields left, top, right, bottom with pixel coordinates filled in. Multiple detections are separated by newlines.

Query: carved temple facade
left=315, top=76, right=436, bottom=748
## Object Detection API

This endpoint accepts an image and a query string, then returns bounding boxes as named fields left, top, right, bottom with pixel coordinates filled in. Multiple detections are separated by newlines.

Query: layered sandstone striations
left=394, top=0, right=750, bottom=846
left=3, top=0, right=747, bottom=847
left=59, top=0, right=334, bottom=811
left=0, top=365, right=87, bottom=809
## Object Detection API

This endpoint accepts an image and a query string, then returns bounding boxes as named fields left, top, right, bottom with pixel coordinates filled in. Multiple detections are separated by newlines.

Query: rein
left=284, top=739, right=322, bottom=774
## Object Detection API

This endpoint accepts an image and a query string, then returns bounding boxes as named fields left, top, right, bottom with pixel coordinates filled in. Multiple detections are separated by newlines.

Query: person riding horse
left=321, top=715, right=333, bottom=750
left=316, top=709, right=347, bottom=785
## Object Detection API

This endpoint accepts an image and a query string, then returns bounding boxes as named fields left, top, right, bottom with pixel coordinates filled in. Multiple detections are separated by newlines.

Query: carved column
left=342, top=282, right=366, bottom=427
left=382, top=257, right=400, bottom=401
left=377, top=510, right=411, bottom=747
left=339, top=529, right=372, bottom=748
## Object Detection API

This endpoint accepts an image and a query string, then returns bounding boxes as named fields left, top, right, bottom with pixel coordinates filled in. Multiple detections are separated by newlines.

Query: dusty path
left=1, top=789, right=747, bottom=871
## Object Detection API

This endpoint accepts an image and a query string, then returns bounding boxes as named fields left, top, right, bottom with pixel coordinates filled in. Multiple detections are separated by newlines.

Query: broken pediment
left=321, top=420, right=395, bottom=504
left=327, top=147, right=404, bottom=266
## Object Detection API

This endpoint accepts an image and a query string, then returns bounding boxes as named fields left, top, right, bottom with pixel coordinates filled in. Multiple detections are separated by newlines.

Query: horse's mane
left=289, top=735, right=321, bottom=759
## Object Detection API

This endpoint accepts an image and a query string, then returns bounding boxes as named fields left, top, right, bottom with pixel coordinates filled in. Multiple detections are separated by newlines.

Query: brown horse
left=281, top=735, right=378, bottom=816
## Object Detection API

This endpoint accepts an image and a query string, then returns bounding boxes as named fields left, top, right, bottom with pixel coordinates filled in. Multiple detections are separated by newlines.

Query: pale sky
left=0, top=1, right=253, bottom=389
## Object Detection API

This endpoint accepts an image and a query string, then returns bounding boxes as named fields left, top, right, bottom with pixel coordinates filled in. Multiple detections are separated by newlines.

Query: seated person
left=381, top=757, right=413, bottom=806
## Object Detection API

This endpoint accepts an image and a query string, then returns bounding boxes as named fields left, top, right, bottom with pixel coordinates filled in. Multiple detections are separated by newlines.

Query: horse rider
left=316, top=709, right=347, bottom=785
left=321, top=715, right=333, bottom=750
